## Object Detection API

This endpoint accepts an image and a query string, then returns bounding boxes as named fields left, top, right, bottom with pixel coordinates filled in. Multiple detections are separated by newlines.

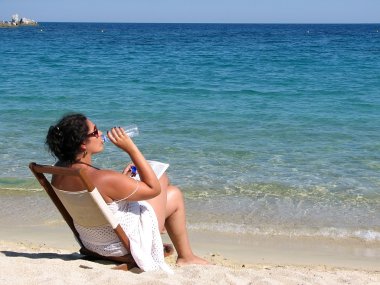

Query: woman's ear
left=81, top=144, right=88, bottom=158
left=80, top=143, right=87, bottom=152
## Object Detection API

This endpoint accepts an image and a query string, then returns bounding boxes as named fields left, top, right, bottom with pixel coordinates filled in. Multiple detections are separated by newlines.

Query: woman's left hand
left=122, top=163, right=137, bottom=177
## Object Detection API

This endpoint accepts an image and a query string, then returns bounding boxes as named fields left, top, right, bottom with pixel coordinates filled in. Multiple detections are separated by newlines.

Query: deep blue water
left=0, top=23, right=379, bottom=241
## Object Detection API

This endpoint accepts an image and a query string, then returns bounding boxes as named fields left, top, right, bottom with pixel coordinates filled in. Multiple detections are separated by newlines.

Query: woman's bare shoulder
left=90, top=169, right=124, bottom=182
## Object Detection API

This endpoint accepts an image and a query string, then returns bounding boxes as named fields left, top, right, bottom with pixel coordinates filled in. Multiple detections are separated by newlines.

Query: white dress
left=74, top=200, right=172, bottom=273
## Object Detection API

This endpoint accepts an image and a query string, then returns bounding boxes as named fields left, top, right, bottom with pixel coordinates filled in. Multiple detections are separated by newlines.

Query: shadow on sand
left=1, top=250, right=84, bottom=261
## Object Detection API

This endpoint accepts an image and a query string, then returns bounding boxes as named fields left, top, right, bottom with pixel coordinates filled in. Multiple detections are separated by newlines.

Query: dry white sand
left=1, top=240, right=379, bottom=285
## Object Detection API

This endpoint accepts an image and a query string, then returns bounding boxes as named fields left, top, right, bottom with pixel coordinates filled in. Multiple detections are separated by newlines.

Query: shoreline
left=1, top=190, right=379, bottom=274
left=1, top=184, right=379, bottom=283
left=1, top=188, right=379, bottom=274
left=1, top=222, right=379, bottom=271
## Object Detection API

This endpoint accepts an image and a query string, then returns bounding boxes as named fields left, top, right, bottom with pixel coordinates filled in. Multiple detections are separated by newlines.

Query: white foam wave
left=0, top=187, right=43, bottom=192
left=188, top=223, right=380, bottom=242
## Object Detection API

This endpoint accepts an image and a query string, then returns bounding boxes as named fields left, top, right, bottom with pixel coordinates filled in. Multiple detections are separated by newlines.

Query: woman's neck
left=72, top=160, right=101, bottom=170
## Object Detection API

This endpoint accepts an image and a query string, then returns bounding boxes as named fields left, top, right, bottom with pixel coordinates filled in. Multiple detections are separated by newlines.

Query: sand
left=1, top=239, right=379, bottom=285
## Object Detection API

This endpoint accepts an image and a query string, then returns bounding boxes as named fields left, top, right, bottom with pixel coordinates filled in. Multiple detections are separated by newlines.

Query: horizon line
left=33, top=21, right=380, bottom=25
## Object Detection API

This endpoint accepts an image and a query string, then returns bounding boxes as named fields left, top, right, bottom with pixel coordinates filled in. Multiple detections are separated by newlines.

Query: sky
left=1, top=0, right=380, bottom=23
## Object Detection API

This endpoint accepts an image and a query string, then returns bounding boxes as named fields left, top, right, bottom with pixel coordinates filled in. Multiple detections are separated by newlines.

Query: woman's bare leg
left=146, top=173, right=168, bottom=231
left=164, top=184, right=208, bottom=265
left=147, top=174, right=208, bottom=265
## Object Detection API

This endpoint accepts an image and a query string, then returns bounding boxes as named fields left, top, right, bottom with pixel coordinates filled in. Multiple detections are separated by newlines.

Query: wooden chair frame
left=29, top=162, right=137, bottom=270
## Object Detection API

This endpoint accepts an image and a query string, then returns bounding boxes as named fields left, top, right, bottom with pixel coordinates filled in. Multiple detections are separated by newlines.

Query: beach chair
left=29, top=162, right=173, bottom=271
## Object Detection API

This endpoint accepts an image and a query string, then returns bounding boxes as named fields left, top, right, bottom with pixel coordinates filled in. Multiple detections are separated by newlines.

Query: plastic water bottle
left=101, top=124, right=139, bottom=142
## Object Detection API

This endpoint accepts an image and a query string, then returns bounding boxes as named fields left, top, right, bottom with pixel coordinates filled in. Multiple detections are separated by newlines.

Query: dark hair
left=45, top=113, right=89, bottom=164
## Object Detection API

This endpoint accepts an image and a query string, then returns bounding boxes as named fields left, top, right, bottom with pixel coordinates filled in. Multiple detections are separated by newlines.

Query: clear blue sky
left=2, top=0, right=379, bottom=23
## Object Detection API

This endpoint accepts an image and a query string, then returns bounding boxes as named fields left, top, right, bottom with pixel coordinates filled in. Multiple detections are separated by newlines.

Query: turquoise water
left=0, top=23, right=379, bottom=241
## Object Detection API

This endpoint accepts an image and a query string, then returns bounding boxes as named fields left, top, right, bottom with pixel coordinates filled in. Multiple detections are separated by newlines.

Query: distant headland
left=0, top=14, right=37, bottom=28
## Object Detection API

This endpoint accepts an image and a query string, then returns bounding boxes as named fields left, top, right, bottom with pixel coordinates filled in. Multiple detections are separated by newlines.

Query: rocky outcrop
left=0, top=14, right=37, bottom=27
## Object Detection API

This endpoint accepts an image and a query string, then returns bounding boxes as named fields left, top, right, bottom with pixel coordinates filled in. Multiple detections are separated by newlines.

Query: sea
left=0, top=23, right=379, bottom=245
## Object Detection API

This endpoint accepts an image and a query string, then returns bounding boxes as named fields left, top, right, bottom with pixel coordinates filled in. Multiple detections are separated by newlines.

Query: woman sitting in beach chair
left=45, top=113, right=208, bottom=271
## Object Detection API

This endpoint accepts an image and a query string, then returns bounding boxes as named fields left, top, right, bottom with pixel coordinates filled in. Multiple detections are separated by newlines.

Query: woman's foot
left=176, top=254, right=210, bottom=266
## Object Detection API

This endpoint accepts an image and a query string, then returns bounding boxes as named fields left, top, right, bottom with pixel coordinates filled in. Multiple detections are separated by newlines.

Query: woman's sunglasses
left=87, top=126, right=99, bottom=138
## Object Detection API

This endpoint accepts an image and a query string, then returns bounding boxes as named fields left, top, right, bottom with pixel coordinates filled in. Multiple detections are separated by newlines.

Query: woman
left=46, top=113, right=208, bottom=271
